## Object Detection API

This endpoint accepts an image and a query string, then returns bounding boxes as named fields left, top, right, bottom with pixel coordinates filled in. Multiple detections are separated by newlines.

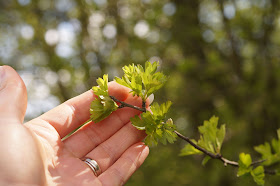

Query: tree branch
left=109, top=96, right=146, bottom=112
left=108, top=97, right=277, bottom=175
left=174, top=130, right=222, bottom=159
left=174, top=130, right=277, bottom=175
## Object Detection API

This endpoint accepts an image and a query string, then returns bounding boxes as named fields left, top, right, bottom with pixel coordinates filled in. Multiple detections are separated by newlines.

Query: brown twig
left=108, top=97, right=277, bottom=175
left=174, top=130, right=239, bottom=166
left=175, top=130, right=277, bottom=175
left=109, top=96, right=146, bottom=112
left=174, top=130, right=222, bottom=159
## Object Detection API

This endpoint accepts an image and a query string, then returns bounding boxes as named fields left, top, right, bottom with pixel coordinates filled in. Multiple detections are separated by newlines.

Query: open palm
left=0, top=66, right=149, bottom=186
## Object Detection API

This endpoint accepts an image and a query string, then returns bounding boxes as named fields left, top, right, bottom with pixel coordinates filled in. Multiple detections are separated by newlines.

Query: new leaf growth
left=180, top=116, right=226, bottom=158
left=115, top=61, right=167, bottom=101
left=88, top=62, right=280, bottom=186
left=130, top=101, right=177, bottom=146
left=90, top=74, right=118, bottom=123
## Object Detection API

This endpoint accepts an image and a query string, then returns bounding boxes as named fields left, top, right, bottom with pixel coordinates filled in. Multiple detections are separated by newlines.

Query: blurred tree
left=0, top=0, right=279, bottom=185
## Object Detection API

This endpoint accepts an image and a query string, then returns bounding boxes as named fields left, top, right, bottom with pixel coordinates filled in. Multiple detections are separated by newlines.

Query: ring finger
left=82, top=121, right=146, bottom=174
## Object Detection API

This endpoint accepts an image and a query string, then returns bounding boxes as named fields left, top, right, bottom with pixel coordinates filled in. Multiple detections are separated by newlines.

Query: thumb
left=0, top=66, right=27, bottom=123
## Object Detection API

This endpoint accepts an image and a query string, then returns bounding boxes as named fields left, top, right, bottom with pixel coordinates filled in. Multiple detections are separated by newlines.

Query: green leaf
left=92, top=74, right=110, bottom=96
left=237, top=153, right=252, bottom=177
left=197, top=116, right=226, bottom=154
left=90, top=74, right=118, bottom=123
left=254, top=142, right=271, bottom=160
left=162, top=127, right=177, bottom=144
left=272, top=138, right=280, bottom=154
left=114, top=64, right=143, bottom=98
left=144, top=135, right=158, bottom=146
left=251, top=166, right=265, bottom=186
left=130, top=115, right=146, bottom=130
left=145, top=61, right=158, bottom=74
left=254, top=129, right=280, bottom=166
left=90, top=96, right=118, bottom=123
left=130, top=102, right=176, bottom=146
left=150, top=101, right=172, bottom=121
left=216, top=124, right=226, bottom=153
left=202, top=156, right=211, bottom=166
left=180, top=142, right=203, bottom=156
left=114, top=62, right=167, bottom=100
left=239, top=153, right=252, bottom=167
left=114, top=76, right=129, bottom=87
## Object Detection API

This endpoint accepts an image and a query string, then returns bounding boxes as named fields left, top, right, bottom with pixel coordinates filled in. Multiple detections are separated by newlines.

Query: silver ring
left=83, top=158, right=102, bottom=176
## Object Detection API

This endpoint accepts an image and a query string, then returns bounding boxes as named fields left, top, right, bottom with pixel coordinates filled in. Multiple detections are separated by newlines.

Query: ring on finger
left=82, top=158, right=102, bottom=176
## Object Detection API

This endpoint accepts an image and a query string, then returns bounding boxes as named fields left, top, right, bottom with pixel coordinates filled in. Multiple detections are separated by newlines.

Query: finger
left=26, top=81, right=130, bottom=138
left=0, top=66, right=27, bottom=123
left=63, top=93, right=144, bottom=157
left=99, top=142, right=149, bottom=186
left=82, top=121, right=146, bottom=172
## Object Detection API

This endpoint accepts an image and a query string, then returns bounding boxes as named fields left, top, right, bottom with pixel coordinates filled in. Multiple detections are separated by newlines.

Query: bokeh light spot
left=163, top=3, right=176, bottom=16
left=134, top=20, right=149, bottom=38
left=20, top=25, right=34, bottom=40
left=224, top=4, right=236, bottom=19
left=103, top=24, right=117, bottom=39
left=44, top=29, right=59, bottom=45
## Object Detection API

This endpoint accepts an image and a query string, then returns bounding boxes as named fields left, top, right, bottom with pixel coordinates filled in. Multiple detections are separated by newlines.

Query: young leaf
left=254, top=129, right=280, bottom=166
left=150, top=101, right=172, bottom=121
left=197, top=116, right=226, bottom=154
left=90, top=96, right=118, bottom=123
left=180, top=142, right=203, bottom=156
left=92, top=74, right=110, bottom=96
left=114, top=62, right=167, bottom=100
left=144, top=135, right=158, bottom=146
left=237, top=153, right=252, bottom=177
left=145, top=61, right=157, bottom=74
left=90, top=74, right=118, bottom=123
left=254, top=143, right=272, bottom=165
left=114, top=76, right=129, bottom=88
left=161, top=119, right=177, bottom=144
left=130, top=115, right=146, bottom=130
left=202, top=156, right=211, bottom=166
left=272, top=138, right=280, bottom=154
left=130, top=102, right=176, bottom=146
left=216, top=124, right=226, bottom=153
left=250, top=166, right=265, bottom=186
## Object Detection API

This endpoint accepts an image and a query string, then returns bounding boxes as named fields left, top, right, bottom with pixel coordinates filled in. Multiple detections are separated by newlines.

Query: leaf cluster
left=237, top=129, right=280, bottom=185
left=89, top=62, right=175, bottom=146
left=90, top=74, right=118, bottom=123
left=254, top=129, right=280, bottom=166
left=238, top=153, right=265, bottom=186
left=180, top=116, right=225, bottom=161
left=130, top=101, right=177, bottom=146
left=88, top=63, right=279, bottom=186
left=115, top=61, right=167, bottom=100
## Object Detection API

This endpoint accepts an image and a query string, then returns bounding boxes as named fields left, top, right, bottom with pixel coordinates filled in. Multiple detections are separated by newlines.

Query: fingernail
left=0, top=66, right=6, bottom=88
left=148, top=94, right=154, bottom=104
left=136, top=143, right=145, bottom=148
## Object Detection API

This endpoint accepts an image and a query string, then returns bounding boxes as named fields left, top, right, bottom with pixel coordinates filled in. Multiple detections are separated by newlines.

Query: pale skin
left=0, top=66, right=149, bottom=186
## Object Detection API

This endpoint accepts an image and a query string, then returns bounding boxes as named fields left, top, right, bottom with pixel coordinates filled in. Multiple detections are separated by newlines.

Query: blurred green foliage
left=1, top=0, right=280, bottom=185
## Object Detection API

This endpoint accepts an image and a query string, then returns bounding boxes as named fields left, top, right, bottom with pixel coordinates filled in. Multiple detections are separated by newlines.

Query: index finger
left=26, top=81, right=130, bottom=138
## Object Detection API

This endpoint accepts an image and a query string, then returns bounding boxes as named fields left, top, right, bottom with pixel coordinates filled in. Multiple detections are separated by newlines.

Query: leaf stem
left=109, top=96, right=146, bottom=112
left=62, top=118, right=92, bottom=141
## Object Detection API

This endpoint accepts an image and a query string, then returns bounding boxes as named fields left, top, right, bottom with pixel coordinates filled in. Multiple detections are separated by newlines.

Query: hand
left=0, top=66, right=149, bottom=186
